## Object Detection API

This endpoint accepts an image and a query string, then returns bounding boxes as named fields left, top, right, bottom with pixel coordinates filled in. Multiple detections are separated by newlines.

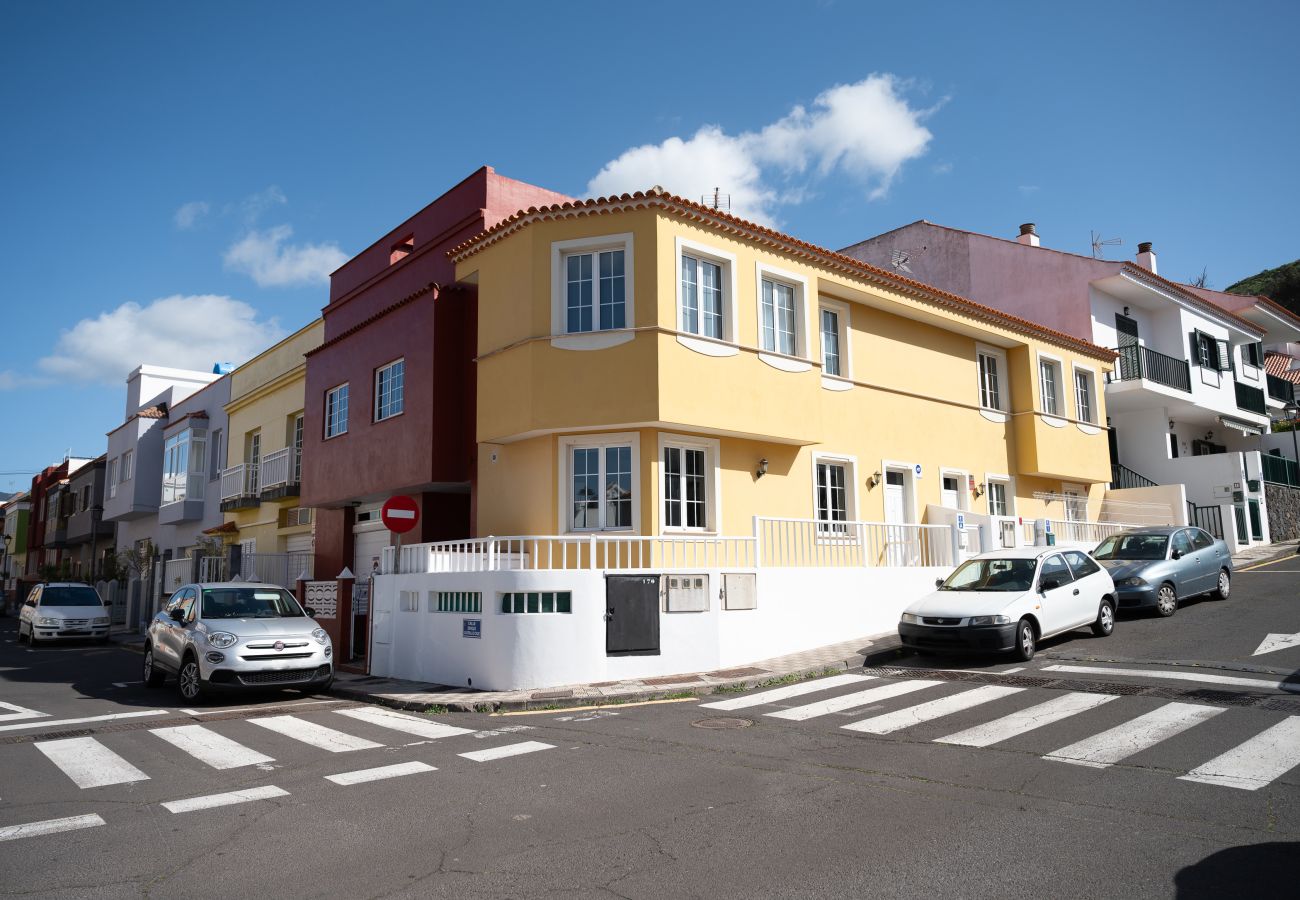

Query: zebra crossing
left=0, top=704, right=556, bottom=838
left=700, top=674, right=1300, bottom=792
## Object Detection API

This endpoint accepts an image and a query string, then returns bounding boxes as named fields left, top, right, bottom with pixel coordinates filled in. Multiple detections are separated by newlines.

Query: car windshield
left=939, top=558, right=1037, bottom=592
left=200, top=587, right=305, bottom=619
left=42, top=586, right=104, bottom=607
left=1094, top=534, right=1169, bottom=561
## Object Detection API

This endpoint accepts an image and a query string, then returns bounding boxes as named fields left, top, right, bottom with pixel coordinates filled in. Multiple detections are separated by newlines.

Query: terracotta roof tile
left=1266, top=352, right=1300, bottom=382
left=447, top=189, right=1115, bottom=362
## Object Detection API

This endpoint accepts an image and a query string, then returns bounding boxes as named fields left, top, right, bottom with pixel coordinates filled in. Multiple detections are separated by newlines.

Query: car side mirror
left=168, top=608, right=185, bottom=624
left=934, top=578, right=945, bottom=589
left=1171, top=549, right=1182, bottom=560
left=102, top=600, right=112, bottom=606
left=1039, top=577, right=1060, bottom=592
left=304, top=607, right=317, bottom=618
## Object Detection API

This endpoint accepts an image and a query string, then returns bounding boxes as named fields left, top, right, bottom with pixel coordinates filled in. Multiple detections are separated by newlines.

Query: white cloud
left=932, top=161, right=953, bottom=175
left=223, top=225, right=348, bottom=288
left=33, top=295, right=286, bottom=385
left=237, top=185, right=287, bottom=223
left=587, top=74, right=937, bottom=224
left=173, top=200, right=210, bottom=229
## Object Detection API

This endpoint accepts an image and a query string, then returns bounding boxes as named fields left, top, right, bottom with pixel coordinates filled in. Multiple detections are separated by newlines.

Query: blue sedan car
left=1092, top=526, right=1232, bottom=617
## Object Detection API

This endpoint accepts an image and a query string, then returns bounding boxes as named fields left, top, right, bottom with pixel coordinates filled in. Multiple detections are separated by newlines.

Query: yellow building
left=451, top=189, right=1115, bottom=549
left=218, top=320, right=324, bottom=582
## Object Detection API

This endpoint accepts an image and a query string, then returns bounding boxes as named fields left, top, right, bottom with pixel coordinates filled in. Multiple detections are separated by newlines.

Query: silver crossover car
left=144, top=583, right=334, bottom=702
left=18, top=582, right=112, bottom=643
left=1092, top=526, right=1232, bottom=617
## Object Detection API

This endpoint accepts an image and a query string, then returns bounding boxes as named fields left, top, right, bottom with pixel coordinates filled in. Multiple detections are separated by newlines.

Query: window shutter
left=1216, top=340, right=1231, bottom=373
left=1189, top=332, right=1199, bottom=366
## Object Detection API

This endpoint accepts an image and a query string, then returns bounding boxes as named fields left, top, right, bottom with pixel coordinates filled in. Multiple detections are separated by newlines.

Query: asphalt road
left=0, top=560, right=1296, bottom=899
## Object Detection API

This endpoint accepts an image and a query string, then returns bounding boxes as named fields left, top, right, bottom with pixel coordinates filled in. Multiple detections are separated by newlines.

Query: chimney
left=1136, top=241, right=1157, bottom=274
left=1016, top=223, right=1040, bottom=247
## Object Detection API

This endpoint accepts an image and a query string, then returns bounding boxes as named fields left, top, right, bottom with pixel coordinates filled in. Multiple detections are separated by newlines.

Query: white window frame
left=939, top=468, right=970, bottom=511
left=818, top=296, right=852, bottom=387
left=557, top=432, right=640, bottom=534
left=1072, top=364, right=1099, bottom=426
left=674, top=237, right=738, bottom=356
left=120, top=449, right=133, bottom=483
left=325, top=383, right=349, bottom=439
left=162, top=427, right=207, bottom=505
left=754, top=262, right=811, bottom=371
left=976, top=344, right=1008, bottom=421
left=984, top=473, right=1016, bottom=519
left=374, top=358, right=405, bottom=422
left=658, top=433, right=721, bottom=534
left=106, top=458, right=118, bottom=499
left=812, top=452, right=857, bottom=535
left=550, top=233, right=635, bottom=350
left=1037, top=352, right=1066, bottom=422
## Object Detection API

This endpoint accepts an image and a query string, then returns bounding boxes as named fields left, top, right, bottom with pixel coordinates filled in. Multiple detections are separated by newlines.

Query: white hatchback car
left=897, top=547, right=1116, bottom=661
left=18, top=582, right=112, bottom=644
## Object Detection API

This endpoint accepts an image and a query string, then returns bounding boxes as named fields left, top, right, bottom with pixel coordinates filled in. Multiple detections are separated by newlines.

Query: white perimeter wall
left=369, top=566, right=949, bottom=692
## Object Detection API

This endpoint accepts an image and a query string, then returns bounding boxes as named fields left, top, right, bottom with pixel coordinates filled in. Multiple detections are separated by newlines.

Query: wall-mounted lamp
left=974, top=482, right=985, bottom=498
left=1122, top=306, right=1130, bottom=317
left=1204, top=431, right=1214, bottom=441
left=755, top=458, right=769, bottom=479
left=1168, top=419, right=1175, bottom=431
left=867, top=471, right=882, bottom=489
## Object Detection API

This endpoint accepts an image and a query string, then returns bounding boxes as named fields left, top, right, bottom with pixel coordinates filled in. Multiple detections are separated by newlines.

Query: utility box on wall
left=722, top=572, right=757, bottom=610
left=665, top=574, right=708, bottom=612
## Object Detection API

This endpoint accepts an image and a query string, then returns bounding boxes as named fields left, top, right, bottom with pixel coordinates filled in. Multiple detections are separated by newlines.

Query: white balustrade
left=259, top=448, right=294, bottom=489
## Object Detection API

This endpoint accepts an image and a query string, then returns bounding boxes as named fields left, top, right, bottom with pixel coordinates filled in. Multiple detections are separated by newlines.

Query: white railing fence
left=1022, top=519, right=1135, bottom=546
left=234, top=551, right=314, bottom=589
left=162, top=557, right=192, bottom=594
left=384, top=534, right=757, bottom=575
left=220, top=463, right=260, bottom=500
left=756, top=518, right=958, bottom=568
left=260, top=448, right=295, bottom=489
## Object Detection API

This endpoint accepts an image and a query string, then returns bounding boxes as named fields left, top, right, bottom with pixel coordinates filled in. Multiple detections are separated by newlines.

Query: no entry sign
left=381, top=494, right=420, bottom=534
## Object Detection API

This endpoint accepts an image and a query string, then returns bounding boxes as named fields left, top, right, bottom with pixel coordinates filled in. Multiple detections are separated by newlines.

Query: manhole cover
left=691, top=717, right=753, bottom=730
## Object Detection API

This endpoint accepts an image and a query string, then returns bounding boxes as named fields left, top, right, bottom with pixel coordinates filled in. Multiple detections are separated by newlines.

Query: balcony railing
left=1235, top=381, right=1267, bottom=415
left=1266, top=373, right=1296, bottom=404
left=1110, top=463, right=1158, bottom=490
left=1110, top=344, right=1191, bottom=393
left=219, top=463, right=259, bottom=501
left=1261, top=453, right=1299, bottom=488
left=259, top=448, right=299, bottom=491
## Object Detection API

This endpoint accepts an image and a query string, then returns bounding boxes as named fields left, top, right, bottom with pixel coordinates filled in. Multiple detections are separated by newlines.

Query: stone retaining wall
left=1265, top=482, right=1300, bottom=541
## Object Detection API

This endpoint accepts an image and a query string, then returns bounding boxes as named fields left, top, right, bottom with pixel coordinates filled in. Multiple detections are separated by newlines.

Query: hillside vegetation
left=1228, top=259, right=1300, bottom=315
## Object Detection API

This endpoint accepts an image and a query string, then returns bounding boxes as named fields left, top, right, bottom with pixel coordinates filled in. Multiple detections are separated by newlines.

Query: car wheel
left=1155, top=584, right=1178, bottom=618
left=28, top=624, right=40, bottom=646
left=1212, top=569, right=1231, bottom=601
left=1092, top=599, right=1115, bottom=637
left=177, top=655, right=207, bottom=703
left=1012, top=618, right=1036, bottom=662
left=142, top=647, right=166, bottom=688
left=17, top=622, right=27, bottom=644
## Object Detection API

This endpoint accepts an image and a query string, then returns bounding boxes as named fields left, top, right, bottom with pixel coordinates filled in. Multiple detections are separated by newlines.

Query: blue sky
left=2, top=0, right=1297, bottom=490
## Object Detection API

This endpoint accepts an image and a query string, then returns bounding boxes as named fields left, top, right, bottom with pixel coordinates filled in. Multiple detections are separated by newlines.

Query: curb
left=328, top=638, right=916, bottom=714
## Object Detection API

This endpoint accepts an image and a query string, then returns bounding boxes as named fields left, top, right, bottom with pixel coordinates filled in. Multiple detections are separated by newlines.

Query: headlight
left=36, top=616, right=61, bottom=626
left=900, top=613, right=921, bottom=624
left=92, top=617, right=109, bottom=625
left=207, top=631, right=238, bottom=649
left=1121, top=577, right=1147, bottom=587
left=969, top=615, right=1012, bottom=626
left=311, top=628, right=330, bottom=646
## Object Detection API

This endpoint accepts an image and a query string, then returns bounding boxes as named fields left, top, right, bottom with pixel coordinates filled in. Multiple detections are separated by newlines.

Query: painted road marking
left=334, top=706, right=474, bottom=740
left=766, top=680, right=942, bottom=721
left=1180, top=717, right=1300, bottom=791
left=36, top=736, right=150, bottom=789
left=843, top=685, right=1026, bottom=735
left=249, top=715, right=382, bottom=752
left=0, top=814, right=106, bottom=842
left=0, top=701, right=48, bottom=723
left=937, top=692, right=1119, bottom=748
left=698, top=674, right=873, bottom=711
left=185, top=698, right=340, bottom=717
left=459, top=741, right=555, bottom=762
left=1041, top=664, right=1288, bottom=691
left=325, top=761, right=437, bottom=785
left=152, top=725, right=275, bottom=770
left=0, top=709, right=168, bottom=733
left=161, top=785, right=288, bottom=814
left=1252, top=633, right=1300, bottom=657
left=1045, top=702, right=1224, bottom=769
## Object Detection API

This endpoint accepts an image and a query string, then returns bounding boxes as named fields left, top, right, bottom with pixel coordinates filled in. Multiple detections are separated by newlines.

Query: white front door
left=941, top=474, right=960, bottom=510
left=884, top=470, right=915, bottom=565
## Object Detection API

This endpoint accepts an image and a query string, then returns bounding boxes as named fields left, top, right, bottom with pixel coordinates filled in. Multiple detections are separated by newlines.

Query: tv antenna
left=890, top=246, right=926, bottom=274
left=701, top=188, right=730, bottom=211
left=1090, top=231, right=1122, bottom=259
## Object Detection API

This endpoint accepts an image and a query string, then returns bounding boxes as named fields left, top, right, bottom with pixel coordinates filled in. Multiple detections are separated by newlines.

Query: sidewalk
left=1231, top=538, right=1300, bottom=568
left=330, top=633, right=911, bottom=713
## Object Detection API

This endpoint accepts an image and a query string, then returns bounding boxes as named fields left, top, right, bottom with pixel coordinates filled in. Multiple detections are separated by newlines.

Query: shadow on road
left=1174, top=841, right=1299, bottom=899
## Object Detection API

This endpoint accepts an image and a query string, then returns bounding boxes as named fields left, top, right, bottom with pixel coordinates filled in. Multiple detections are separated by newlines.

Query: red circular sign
left=381, top=494, right=420, bottom=534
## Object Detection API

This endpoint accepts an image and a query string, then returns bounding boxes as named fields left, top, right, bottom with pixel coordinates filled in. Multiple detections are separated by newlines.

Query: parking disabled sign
left=463, top=618, right=481, bottom=639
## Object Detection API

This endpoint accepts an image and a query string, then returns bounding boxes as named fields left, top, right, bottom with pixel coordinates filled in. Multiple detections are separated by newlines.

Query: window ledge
left=820, top=375, right=853, bottom=392
left=758, top=352, right=812, bottom=373
left=676, top=334, right=739, bottom=358
left=979, top=408, right=1009, bottom=424
left=1041, top=415, right=1068, bottom=428
left=1077, top=422, right=1102, bottom=436
left=552, top=331, right=635, bottom=352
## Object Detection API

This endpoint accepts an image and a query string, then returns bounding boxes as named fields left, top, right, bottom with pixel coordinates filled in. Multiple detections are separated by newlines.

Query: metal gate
left=1189, top=505, right=1224, bottom=540
left=605, top=575, right=661, bottom=656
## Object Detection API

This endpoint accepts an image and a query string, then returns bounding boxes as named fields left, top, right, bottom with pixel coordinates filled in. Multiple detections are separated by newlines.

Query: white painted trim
left=754, top=261, right=811, bottom=360
left=674, top=236, right=739, bottom=345
left=983, top=472, right=1017, bottom=518
left=979, top=408, right=1009, bottom=424
left=1035, top=351, right=1067, bottom=418
left=1042, top=415, right=1068, bottom=429
left=551, top=332, right=635, bottom=352
left=677, top=334, right=739, bottom=357
left=557, top=432, right=642, bottom=535
left=658, top=432, right=722, bottom=534
left=938, top=467, right=971, bottom=511
left=881, top=458, right=920, bottom=524
left=373, top=357, right=405, bottom=422
left=811, top=452, right=859, bottom=524
left=758, top=352, right=813, bottom=373
left=820, top=375, right=853, bottom=392
left=975, top=344, right=1009, bottom=415
left=550, top=232, right=636, bottom=340
left=817, top=296, right=853, bottom=380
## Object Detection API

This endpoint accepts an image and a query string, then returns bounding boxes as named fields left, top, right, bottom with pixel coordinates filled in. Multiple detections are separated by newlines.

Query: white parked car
left=18, top=582, right=112, bottom=644
left=898, top=547, right=1116, bottom=661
